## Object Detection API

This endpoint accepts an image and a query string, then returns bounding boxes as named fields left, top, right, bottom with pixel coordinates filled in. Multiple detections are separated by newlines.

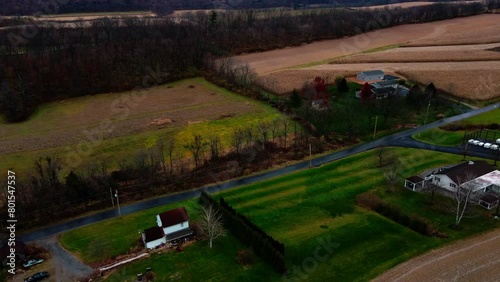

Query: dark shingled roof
left=372, top=87, right=395, bottom=95
left=406, top=175, right=424, bottom=183
left=143, top=226, right=164, bottom=243
left=479, top=194, right=499, bottom=204
left=158, top=207, right=189, bottom=228
left=360, top=70, right=384, bottom=76
left=438, top=161, right=495, bottom=184
left=165, top=228, right=193, bottom=242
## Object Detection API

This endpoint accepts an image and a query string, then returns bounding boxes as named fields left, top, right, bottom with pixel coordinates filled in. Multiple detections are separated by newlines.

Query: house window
left=180, top=223, right=184, bottom=227
left=435, top=177, right=440, bottom=182
left=450, top=183, right=457, bottom=188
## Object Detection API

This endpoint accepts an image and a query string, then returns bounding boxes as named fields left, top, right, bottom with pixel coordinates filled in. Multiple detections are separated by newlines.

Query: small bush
left=237, top=249, right=256, bottom=266
left=356, top=192, right=383, bottom=209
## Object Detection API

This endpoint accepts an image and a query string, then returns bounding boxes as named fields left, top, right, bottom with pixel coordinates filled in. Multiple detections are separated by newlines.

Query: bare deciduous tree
left=384, top=164, right=399, bottom=193
left=184, top=134, right=206, bottom=170
left=231, top=128, right=245, bottom=154
left=199, top=205, right=226, bottom=248
left=209, top=135, right=222, bottom=161
left=453, top=175, right=476, bottom=227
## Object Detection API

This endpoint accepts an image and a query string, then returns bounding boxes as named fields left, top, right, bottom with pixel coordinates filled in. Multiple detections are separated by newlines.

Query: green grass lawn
left=60, top=148, right=498, bottom=281
left=413, top=108, right=500, bottom=146
left=0, top=78, right=287, bottom=175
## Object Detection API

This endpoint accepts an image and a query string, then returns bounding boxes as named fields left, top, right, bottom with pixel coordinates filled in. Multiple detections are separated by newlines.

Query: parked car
left=468, top=139, right=476, bottom=144
left=23, top=258, right=44, bottom=268
left=491, top=144, right=499, bottom=150
left=24, top=272, right=49, bottom=282
left=478, top=142, right=485, bottom=146
left=472, top=140, right=480, bottom=145
left=484, top=143, right=492, bottom=149
left=497, top=138, right=500, bottom=144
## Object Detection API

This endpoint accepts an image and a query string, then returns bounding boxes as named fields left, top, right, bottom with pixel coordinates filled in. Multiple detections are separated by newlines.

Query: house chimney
left=468, top=161, right=474, bottom=165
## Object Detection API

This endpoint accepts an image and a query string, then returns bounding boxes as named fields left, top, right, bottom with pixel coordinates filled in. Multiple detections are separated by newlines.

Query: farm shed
left=357, top=70, right=384, bottom=82
left=478, top=194, right=499, bottom=210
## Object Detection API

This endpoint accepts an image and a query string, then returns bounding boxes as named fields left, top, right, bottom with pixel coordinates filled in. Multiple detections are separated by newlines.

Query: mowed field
left=60, top=148, right=499, bottom=281
left=240, top=14, right=500, bottom=101
left=0, top=78, right=285, bottom=173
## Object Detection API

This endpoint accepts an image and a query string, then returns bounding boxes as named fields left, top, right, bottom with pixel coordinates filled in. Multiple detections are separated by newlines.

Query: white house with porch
left=430, top=161, right=495, bottom=192
left=156, top=206, right=193, bottom=243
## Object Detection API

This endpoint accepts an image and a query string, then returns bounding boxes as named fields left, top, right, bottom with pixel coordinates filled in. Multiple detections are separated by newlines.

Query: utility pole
left=309, top=143, right=312, bottom=168
left=110, top=187, right=115, bottom=207
left=115, top=189, right=121, bottom=217
left=423, top=101, right=431, bottom=126
left=373, top=116, right=378, bottom=140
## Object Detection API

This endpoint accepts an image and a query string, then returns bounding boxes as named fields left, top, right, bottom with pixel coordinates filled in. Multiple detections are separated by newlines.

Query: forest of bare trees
left=0, top=1, right=490, bottom=122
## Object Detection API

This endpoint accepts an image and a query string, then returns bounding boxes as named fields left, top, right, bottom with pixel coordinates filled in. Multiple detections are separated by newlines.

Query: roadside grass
left=105, top=235, right=278, bottom=282
left=413, top=108, right=500, bottom=146
left=60, top=200, right=201, bottom=264
left=0, top=78, right=287, bottom=174
left=61, top=148, right=498, bottom=281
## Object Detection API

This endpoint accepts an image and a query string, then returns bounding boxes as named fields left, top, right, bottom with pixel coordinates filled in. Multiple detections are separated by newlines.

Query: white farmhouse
left=430, top=161, right=495, bottom=192
left=356, top=70, right=384, bottom=82
left=156, top=206, right=193, bottom=243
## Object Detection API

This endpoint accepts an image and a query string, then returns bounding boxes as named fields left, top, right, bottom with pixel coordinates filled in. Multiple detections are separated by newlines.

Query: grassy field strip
left=235, top=185, right=307, bottom=209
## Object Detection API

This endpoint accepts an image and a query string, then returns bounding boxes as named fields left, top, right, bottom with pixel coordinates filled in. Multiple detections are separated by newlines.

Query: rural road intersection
left=19, top=103, right=499, bottom=242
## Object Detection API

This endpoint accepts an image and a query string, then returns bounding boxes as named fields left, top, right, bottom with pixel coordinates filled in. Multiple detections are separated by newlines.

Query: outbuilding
left=357, top=70, right=384, bottom=82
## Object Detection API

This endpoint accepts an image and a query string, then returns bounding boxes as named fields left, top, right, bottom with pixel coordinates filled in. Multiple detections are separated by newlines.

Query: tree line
left=0, top=1, right=489, bottom=122
left=0, top=117, right=316, bottom=230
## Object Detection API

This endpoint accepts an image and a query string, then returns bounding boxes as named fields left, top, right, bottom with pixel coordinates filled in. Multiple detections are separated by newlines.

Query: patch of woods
left=0, top=116, right=350, bottom=231
left=200, top=191, right=286, bottom=273
left=0, top=2, right=489, bottom=122
left=440, top=122, right=500, bottom=132
left=356, top=192, right=448, bottom=238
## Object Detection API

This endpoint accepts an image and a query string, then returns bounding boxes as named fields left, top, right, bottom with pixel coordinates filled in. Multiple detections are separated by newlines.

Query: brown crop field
left=333, top=43, right=500, bottom=63
left=0, top=78, right=286, bottom=173
left=353, top=1, right=436, bottom=10
left=235, top=14, right=500, bottom=74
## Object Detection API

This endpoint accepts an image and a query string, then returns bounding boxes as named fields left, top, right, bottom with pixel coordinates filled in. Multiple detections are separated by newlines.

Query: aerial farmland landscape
left=0, top=1, right=499, bottom=282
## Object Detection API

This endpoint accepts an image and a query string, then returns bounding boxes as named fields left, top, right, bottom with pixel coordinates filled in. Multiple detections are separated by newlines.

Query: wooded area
left=0, top=2, right=491, bottom=122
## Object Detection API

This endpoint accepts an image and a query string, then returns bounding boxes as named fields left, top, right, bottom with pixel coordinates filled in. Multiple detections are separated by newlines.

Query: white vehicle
left=472, top=140, right=480, bottom=145
left=484, top=143, right=492, bottom=149
left=497, top=138, right=500, bottom=144
left=468, top=139, right=476, bottom=144
left=491, top=144, right=499, bottom=150
left=23, top=258, right=44, bottom=268
left=478, top=142, right=485, bottom=146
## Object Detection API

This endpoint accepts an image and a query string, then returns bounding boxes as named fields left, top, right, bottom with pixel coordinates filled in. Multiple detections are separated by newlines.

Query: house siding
left=432, top=174, right=457, bottom=192
left=145, top=237, right=166, bottom=249
left=162, top=221, right=189, bottom=235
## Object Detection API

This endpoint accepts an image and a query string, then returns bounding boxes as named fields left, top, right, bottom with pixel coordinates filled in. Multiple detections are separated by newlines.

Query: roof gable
left=360, top=70, right=384, bottom=76
left=158, top=207, right=189, bottom=228
left=438, top=161, right=495, bottom=184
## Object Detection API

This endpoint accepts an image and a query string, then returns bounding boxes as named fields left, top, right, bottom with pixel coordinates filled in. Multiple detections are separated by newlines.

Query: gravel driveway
left=372, top=228, right=500, bottom=282
left=35, top=236, right=94, bottom=282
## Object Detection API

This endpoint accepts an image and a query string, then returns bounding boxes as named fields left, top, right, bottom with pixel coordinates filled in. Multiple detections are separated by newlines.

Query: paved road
left=18, top=103, right=499, bottom=242
left=372, top=229, right=500, bottom=282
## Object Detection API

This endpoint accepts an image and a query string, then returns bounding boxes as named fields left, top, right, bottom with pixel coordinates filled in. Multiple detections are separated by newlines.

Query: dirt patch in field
left=235, top=14, right=500, bottom=74
left=258, top=69, right=359, bottom=94
left=0, top=80, right=258, bottom=154
left=334, top=43, right=500, bottom=63
left=373, top=229, right=500, bottom=282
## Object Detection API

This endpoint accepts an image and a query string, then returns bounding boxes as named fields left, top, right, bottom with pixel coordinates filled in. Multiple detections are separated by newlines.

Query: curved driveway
left=18, top=103, right=499, bottom=242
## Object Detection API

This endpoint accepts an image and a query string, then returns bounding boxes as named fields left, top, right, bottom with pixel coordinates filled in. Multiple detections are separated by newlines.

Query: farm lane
left=18, top=102, right=499, bottom=243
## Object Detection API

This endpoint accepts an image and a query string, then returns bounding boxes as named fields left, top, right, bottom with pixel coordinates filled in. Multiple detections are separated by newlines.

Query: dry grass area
left=397, top=69, right=500, bottom=101
left=334, top=43, right=500, bottom=63
left=258, top=70, right=358, bottom=94
left=373, top=229, right=500, bottom=282
left=0, top=78, right=257, bottom=154
left=236, top=14, right=500, bottom=74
